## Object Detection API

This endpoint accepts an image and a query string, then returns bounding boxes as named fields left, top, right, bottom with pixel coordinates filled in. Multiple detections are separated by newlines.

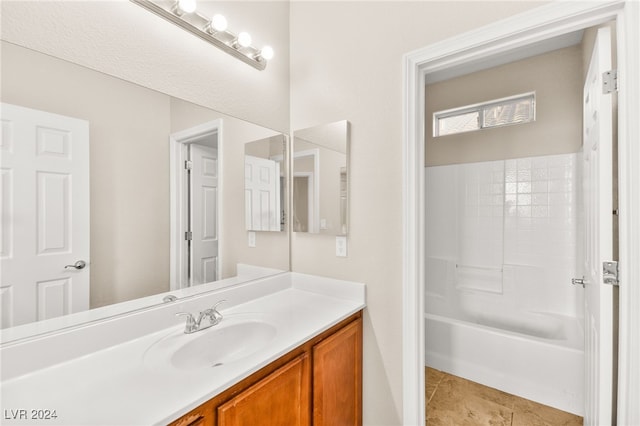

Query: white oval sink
left=144, top=317, right=277, bottom=371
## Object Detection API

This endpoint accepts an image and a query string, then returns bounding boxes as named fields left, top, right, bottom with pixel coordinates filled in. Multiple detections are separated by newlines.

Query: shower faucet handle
left=571, top=277, right=586, bottom=288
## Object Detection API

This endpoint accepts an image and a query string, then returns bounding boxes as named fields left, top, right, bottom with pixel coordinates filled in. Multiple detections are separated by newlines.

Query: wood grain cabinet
left=218, top=354, right=310, bottom=426
left=313, top=319, right=362, bottom=426
left=168, top=311, right=362, bottom=426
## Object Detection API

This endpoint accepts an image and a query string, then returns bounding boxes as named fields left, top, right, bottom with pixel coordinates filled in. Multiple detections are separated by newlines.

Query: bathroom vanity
left=0, top=273, right=365, bottom=426
left=171, top=312, right=361, bottom=426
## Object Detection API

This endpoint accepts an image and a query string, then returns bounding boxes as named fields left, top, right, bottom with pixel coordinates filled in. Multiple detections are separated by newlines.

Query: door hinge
left=185, top=231, right=193, bottom=241
left=185, top=160, right=193, bottom=170
left=603, top=69, right=618, bottom=94
left=603, top=261, right=619, bottom=286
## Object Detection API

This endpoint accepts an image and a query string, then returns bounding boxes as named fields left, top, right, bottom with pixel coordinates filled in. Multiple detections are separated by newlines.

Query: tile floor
left=426, top=367, right=583, bottom=426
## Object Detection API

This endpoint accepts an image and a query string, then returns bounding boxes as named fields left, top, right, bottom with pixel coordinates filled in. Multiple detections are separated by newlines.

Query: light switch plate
left=248, top=231, right=256, bottom=247
left=336, top=236, right=347, bottom=257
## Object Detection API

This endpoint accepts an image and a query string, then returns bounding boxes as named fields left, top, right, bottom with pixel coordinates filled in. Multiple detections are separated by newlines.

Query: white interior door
left=244, top=155, right=281, bottom=231
left=583, top=27, right=614, bottom=426
left=189, top=143, right=218, bottom=285
left=0, top=103, right=90, bottom=328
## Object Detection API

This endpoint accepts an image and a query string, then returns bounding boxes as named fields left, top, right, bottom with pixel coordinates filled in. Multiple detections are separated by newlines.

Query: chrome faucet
left=175, top=300, right=226, bottom=334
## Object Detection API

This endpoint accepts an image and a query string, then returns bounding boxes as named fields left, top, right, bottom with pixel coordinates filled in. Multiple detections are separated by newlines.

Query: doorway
left=424, top=25, right=614, bottom=421
left=170, top=120, right=221, bottom=290
left=293, top=175, right=311, bottom=232
left=292, top=148, right=319, bottom=233
left=402, top=2, right=639, bottom=425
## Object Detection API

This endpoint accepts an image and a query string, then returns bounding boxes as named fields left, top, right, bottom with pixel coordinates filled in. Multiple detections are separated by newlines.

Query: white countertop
left=0, top=273, right=365, bottom=425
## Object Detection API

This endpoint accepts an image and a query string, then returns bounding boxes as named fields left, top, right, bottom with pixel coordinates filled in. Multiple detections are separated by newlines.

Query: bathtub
left=425, top=311, right=584, bottom=415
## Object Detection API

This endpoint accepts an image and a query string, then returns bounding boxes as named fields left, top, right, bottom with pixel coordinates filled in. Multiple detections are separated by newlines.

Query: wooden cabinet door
left=217, top=353, right=310, bottom=426
left=313, top=318, right=363, bottom=426
left=170, top=404, right=212, bottom=426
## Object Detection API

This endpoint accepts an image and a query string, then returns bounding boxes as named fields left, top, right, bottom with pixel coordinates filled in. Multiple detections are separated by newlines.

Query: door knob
left=65, top=260, right=87, bottom=270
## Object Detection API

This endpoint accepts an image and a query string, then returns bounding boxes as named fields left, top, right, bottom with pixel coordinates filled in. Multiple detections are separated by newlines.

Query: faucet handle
left=211, top=300, right=227, bottom=312
left=176, top=312, right=198, bottom=333
left=203, top=300, right=226, bottom=325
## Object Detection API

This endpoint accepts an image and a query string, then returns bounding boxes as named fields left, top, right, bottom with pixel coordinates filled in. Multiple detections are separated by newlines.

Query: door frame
left=169, top=119, right=223, bottom=290
left=291, top=149, right=320, bottom=233
left=292, top=172, right=315, bottom=233
left=401, top=1, right=640, bottom=425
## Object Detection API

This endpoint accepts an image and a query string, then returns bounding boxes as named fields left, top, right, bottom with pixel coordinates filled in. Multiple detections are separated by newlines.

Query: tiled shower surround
left=425, top=152, right=582, bottom=320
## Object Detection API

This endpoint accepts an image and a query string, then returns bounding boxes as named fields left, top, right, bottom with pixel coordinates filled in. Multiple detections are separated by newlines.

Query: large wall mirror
left=0, top=41, right=289, bottom=341
left=292, top=120, right=350, bottom=236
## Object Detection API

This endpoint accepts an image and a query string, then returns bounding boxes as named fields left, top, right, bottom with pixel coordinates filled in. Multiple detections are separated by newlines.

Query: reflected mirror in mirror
left=0, top=41, right=289, bottom=340
left=244, top=136, right=286, bottom=232
left=292, top=120, right=349, bottom=235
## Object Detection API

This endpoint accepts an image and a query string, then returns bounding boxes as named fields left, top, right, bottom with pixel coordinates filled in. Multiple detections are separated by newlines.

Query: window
left=433, top=92, right=535, bottom=137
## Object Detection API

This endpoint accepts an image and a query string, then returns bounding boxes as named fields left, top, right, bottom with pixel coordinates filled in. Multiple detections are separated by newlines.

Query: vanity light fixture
left=205, top=14, right=228, bottom=34
left=130, top=0, right=272, bottom=70
left=257, top=46, right=274, bottom=61
left=234, top=31, right=252, bottom=49
left=174, top=0, right=196, bottom=15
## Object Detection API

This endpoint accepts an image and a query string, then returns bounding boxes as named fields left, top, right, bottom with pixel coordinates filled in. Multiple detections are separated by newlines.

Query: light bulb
left=177, top=0, right=196, bottom=14
left=260, top=46, right=274, bottom=61
left=210, top=14, right=228, bottom=32
left=237, top=32, right=252, bottom=48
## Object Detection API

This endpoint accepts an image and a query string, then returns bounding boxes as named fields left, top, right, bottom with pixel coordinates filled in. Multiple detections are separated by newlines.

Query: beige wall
left=425, top=45, right=583, bottom=166
left=289, top=2, right=547, bottom=424
left=0, top=1, right=290, bottom=132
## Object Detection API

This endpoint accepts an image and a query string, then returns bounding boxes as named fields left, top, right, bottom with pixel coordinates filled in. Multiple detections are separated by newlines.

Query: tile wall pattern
left=425, top=153, right=581, bottom=318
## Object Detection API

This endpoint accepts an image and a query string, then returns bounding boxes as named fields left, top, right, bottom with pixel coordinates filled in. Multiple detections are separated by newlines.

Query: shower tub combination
left=425, top=298, right=584, bottom=415
left=425, top=153, right=584, bottom=416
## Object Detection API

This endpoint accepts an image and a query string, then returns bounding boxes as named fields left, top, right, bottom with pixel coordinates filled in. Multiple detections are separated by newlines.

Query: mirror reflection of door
left=188, top=143, right=219, bottom=286
left=243, top=135, right=285, bottom=232
left=0, top=103, right=90, bottom=328
left=244, top=155, right=281, bottom=231
left=170, top=121, right=220, bottom=289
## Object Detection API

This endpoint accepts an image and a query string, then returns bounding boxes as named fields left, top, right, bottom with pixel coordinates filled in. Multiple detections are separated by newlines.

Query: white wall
left=289, top=2, right=547, bottom=424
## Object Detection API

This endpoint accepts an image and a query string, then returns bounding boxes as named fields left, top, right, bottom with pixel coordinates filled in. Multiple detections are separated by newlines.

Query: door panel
left=244, top=155, right=281, bottom=231
left=37, top=172, right=71, bottom=254
left=582, top=27, right=614, bottom=426
left=190, top=143, right=218, bottom=285
left=0, top=103, right=89, bottom=328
